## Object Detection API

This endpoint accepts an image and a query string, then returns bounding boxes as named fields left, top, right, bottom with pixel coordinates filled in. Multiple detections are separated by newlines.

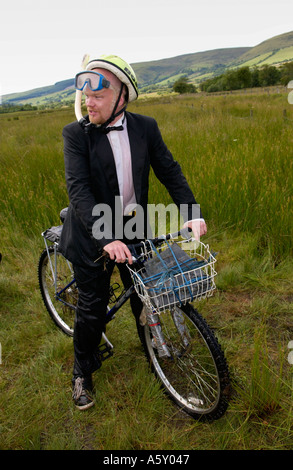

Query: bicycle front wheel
left=139, top=303, right=231, bottom=421
left=38, top=246, right=77, bottom=336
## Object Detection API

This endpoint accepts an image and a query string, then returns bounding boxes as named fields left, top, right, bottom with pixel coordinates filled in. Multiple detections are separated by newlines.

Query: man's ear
left=121, top=84, right=129, bottom=106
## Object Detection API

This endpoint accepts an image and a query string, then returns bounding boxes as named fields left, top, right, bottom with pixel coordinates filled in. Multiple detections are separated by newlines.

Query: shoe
left=72, top=376, right=95, bottom=410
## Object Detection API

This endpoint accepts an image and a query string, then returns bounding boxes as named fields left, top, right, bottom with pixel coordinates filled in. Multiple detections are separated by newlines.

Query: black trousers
left=72, top=257, right=143, bottom=378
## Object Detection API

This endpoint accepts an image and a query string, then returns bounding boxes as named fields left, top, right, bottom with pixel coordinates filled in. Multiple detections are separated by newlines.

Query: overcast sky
left=1, top=0, right=293, bottom=96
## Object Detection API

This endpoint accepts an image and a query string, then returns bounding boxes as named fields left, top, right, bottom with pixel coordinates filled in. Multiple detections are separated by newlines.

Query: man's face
left=84, top=68, right=122, bottom=125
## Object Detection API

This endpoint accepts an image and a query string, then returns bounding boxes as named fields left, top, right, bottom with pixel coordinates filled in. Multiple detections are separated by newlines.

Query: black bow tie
left=102, top=125, right=124, bottom=134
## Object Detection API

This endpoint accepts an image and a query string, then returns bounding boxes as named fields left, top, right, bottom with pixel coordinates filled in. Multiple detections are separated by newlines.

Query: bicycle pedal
left=97, top=342, right=114, bottom=362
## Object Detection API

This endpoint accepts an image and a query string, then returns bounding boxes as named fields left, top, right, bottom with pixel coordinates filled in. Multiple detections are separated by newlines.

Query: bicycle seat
left=60, top=207, right=68, bottom=223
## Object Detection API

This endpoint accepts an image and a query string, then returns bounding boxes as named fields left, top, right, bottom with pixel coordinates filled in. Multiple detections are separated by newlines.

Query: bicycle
left=38, top=209, right=231, bottom=421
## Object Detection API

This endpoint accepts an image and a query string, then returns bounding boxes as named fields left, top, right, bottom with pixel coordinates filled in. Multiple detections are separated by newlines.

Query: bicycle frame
left=105, top=284, right=135, bottom=324
left=41, top=224, right=213, bottom=356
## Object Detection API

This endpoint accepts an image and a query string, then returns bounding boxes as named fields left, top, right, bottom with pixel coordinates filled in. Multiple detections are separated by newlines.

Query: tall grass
left=134, top=92, right=293, bottom=260
left=0, top=109, right=72, bottom=239
left=0, top=93, right=292, bottom=450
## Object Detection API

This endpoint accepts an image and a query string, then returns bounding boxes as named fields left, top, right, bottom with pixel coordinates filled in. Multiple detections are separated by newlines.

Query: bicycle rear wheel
left=139, top=303, right=231, bottom=421
left=38, top=246, right=77, bottom=336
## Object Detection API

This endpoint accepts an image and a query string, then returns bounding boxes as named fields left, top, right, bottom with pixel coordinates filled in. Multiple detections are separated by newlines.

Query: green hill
left=2, top=30, right=293, bottom=107
left=2, top=79, right=75, bottom=107
left=231, top=31, right=293, bottom=67
left=133, top=47, right=250, bottom=88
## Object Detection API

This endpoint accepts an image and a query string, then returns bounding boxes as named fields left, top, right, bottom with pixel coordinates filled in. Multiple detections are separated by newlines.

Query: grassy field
left=0, top=90, right=292, bottom=451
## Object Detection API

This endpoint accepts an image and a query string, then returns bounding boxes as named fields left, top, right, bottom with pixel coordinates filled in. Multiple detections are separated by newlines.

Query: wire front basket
left=128, top=238, right=217, bottom=313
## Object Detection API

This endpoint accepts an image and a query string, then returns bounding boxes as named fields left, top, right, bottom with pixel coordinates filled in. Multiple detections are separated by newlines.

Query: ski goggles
left=75, top=71, right=111, bottom=92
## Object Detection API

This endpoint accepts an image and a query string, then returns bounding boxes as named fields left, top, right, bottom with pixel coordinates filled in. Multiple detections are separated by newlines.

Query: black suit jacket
left=59, top=111, right=201, bottom=267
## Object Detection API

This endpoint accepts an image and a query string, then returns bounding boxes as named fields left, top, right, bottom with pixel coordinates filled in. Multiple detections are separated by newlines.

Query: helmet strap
left=100, top=83, right=126, bottom=131
left=79, top=83, right=127, bottom=134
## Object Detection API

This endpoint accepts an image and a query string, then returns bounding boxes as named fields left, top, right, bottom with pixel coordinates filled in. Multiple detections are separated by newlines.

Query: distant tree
left=280, top=61, right=293, bottom=85
left=173, top=76, right=196, bottom=94
left=222, top=70, right=239, bottom=90
left=199, top=63, right=286, bottom=93
left=258, top=65, right=281, bottom=86
left=0, top=103, right=37, bottom=113
left=236, top=67, right=252, bottom=88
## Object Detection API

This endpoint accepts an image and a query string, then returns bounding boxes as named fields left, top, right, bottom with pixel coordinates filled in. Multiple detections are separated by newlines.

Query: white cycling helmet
left=75, top=54, right=138, bottom=126
left=86, top=54, right=138, bottom=103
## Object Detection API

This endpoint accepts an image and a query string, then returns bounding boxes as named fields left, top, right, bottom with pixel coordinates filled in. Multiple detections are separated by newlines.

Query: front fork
left=146, top=307, right=191, bottom=358
left=170, top=307, right=191, bottom=349
left=146, top=310, right=171, bottom=358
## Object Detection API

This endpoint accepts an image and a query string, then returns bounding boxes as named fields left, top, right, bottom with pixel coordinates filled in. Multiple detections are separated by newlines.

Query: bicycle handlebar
left=94, top=228, right=193, bottom=264
left=127, top=227, right=193, bottom=260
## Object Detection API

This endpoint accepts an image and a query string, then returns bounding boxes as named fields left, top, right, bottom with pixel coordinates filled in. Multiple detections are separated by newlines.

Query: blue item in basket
left=139, top=242, right=212, bottom=309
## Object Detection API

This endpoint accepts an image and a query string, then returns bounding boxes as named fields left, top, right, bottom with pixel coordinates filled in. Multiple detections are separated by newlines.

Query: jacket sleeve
left=147, top=118, right=203, bottom=221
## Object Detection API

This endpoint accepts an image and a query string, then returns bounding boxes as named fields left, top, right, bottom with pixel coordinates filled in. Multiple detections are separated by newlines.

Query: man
left=59, top=54, right=207, bottom=410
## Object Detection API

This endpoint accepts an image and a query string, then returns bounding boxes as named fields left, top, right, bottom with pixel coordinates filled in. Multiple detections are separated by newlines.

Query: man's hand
left=183, top=219, right=207, bottom=240
left=103, top=240, right=133, bottom=264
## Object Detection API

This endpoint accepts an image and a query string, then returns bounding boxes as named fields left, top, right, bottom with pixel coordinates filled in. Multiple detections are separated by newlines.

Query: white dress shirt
left=106, top=114, right=137, bottom=215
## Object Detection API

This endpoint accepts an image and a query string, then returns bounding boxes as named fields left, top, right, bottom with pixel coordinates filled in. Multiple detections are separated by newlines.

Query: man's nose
left=86, top=95, right=95, bottom=106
